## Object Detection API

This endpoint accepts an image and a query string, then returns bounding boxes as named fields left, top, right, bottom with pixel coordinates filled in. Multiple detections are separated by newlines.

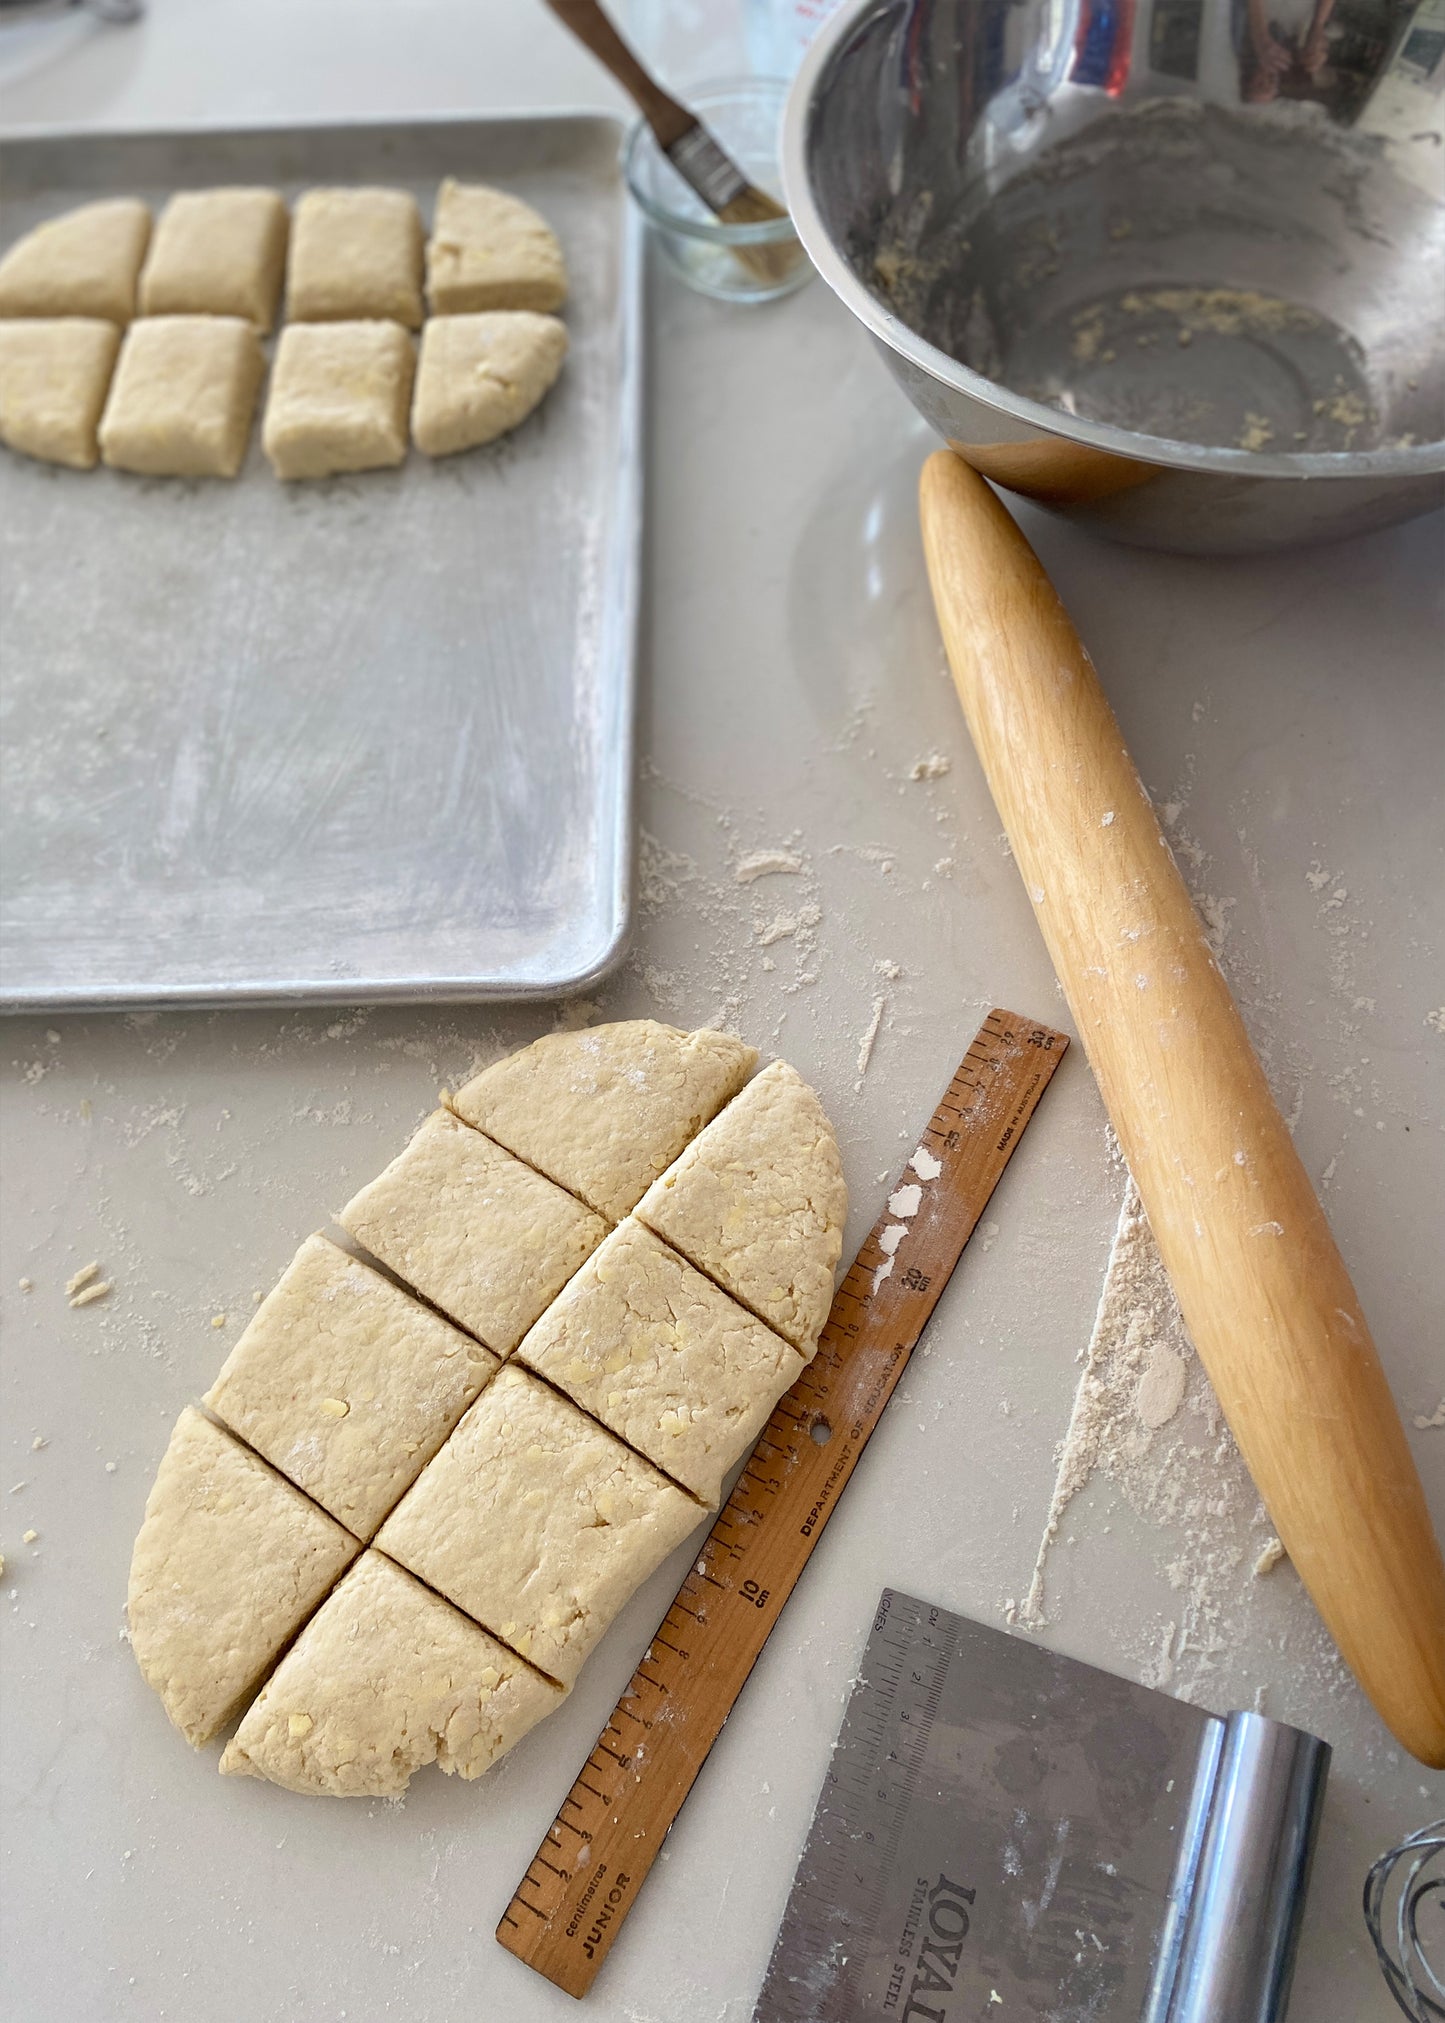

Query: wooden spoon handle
left=541, top=0, right=695, bottom=149
left=919, top=449, right=1445, bottom=1767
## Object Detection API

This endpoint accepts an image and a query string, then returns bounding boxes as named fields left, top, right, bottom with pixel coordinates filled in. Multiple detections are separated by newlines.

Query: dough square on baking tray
left=0, top=197, right=151, bottom=323
left=126, top=1407, right=359, bottom=1749
left=98, top=314, right=264, bottom=478
left=425, top=179, right=567, bottom=315
left=261, top=318, right=414, bottom=480
left=337, top=1108, right=607, bottom=1353
left=411, top=310, right=567, bottom=458
left=220, top=1551, right=564, bottom=1797
left=375, top=1364, right=702, bottom=1685
left=517, top=1218, right=804, bottom=1508
left=286, top=186, right=424, bottom=327
left=205, top=1232, right=500, bottom=1540
left=0, top=318, right=121, bottom=470
left=139, top=187, right=289, bottom=332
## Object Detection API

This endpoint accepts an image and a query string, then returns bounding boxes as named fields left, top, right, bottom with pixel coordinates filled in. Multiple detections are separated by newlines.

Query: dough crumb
left=30, top=1437, right=47, bottom=1452
left=1253, top=1536, right=1287, bottom=1577
left=211, top=1314, right=227, bottom=1329
left=23, top=1529, right=38, bottom=1545
left=908, top=753, right=952, bottom=780
left=18, top=1277, right=33, bottom=1293
left=1412, top=1398, right=1445, bottom=1430
left=734, top=849, right=803, bottom=884
left=69, top=1281, right=112, bottom=1309
left=65, top=1262, right=101, bottom=1296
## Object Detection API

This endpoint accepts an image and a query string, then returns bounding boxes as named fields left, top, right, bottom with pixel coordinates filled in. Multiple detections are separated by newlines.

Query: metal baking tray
left=0, top=114, right=643, bottom=1009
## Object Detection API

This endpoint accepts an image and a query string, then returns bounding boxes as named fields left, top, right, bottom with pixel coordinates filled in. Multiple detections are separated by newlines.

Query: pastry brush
left=541, top=0, right=805, bottom=286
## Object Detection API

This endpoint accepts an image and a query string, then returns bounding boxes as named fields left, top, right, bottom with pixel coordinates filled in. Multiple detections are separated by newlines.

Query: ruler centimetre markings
left=496, top=1008, right=1069, bottom=1999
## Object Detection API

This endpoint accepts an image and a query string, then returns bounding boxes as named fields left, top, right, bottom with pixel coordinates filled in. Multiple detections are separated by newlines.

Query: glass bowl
left=623, top=78, right=811, bottom=306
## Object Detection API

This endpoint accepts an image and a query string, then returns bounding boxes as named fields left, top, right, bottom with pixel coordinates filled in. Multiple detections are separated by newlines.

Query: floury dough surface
left=338, top=1107, right=607, bottom=1353
left=376, top=1365, right=703, bottom=1684
left=411, top=310, right=568, bottom=458
left=0, top=318, right=121, bottom=470
left=450, top=1021, right=757, bottom=1221
left=638, top=1059, right=847, bottom=1352
left=517, top=1217, right=804, bottom=1507
left=204, top=1232, right=499, bottom=1539
left=220, top=1552, right=563, bottom=1796
left=125, top=1408, right=359, bottom=1747
left=0, top=197, right=151, bottom=323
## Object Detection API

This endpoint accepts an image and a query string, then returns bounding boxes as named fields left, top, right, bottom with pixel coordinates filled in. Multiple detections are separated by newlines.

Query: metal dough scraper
left=755, top=1588, right=1329, bottom=2023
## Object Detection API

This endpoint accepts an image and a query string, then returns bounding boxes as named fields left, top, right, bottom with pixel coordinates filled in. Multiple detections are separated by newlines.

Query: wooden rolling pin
left=919, top=450, right=1445, bottom=1767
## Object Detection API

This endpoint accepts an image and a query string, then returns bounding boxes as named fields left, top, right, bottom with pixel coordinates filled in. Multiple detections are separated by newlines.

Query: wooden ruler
left=496, top=1008, right=1069, bottom=1998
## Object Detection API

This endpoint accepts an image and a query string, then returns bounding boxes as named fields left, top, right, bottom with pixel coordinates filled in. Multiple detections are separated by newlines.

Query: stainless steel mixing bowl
left=783, top=0, right=1444, bottom=551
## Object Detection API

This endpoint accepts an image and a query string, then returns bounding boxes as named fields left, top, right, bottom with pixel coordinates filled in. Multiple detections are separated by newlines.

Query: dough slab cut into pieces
left=0, top=197, right=150, bottom=323
left=518, top=1218, right=804, bottom=1508
left=220, top=1552, right=563, bottom=1797
left=99, top=315, right=264, bottom=478
left=338, top=1108, right=607, bottom=1353
left=126, top=1407, right=359, bottom=1748
left=425, top=179, right=567, bottom=315
left=286, top=186, right=424, bottom=327
left=139, top=187, right=288, bottom=332
left=376, top=1365, right=702, bottom=1684
left=412, top=310, right=567, bottom=458
left=637, top=1059, right=846, bottom=1354
left=451, top=1021, right=758, bottom=1223
left=205, top=1232, right=500, bottom=1539
left=262, top=319, right=414, bottom=480
left=0, top=318, right=120, bottom=469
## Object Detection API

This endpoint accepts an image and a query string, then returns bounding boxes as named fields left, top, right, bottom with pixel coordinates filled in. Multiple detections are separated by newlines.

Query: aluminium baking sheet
left=0, top=114, right=643, bottom=1008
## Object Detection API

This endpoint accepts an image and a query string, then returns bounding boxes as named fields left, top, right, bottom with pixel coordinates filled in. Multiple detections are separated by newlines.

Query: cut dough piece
left=286, top=186, right=424, bottom=327
left=338, top=1109, right=607, bottom=1353
left=139, top=187, right=288, bottom=332
left=518, top=1218, right=804, bottom=1507
left=262, top=319, right=414, bottom=480
left=636, top=1059, right=846, bottom=1354
left=451, top=1021, right=757, bottom=1223
left=219, top=1552, right=563, bottom=1796
left=205, top=1232, right=500, bottom=1539
left=98, top=314, right=264, bottom=478
left=377, top=1364, right=701, bottom=1684
left=0, top=318, right=120, bottom=469
left=425, top=179, right=567, bottom=315
left=412, top=310, right=567, bottom=458
left=126, top=1407, right=358, bottom=1748
left=0, top=198, right=150, bottom=323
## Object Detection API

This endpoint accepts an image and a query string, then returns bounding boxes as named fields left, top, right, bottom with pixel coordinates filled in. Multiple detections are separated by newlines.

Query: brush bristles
left=717, top=183, right=806, bottom=285
left=716, top=184, right=790, bottom=228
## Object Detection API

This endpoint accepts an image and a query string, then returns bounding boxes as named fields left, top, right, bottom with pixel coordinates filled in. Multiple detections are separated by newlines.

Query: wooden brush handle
left=919, top=449, right=1445, bottom=1767
left=541, top=0, right=694, bottom=148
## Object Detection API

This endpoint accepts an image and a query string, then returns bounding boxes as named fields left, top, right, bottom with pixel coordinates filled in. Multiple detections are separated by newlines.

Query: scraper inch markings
left=496, top=1008, right=1069, bottom=1997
